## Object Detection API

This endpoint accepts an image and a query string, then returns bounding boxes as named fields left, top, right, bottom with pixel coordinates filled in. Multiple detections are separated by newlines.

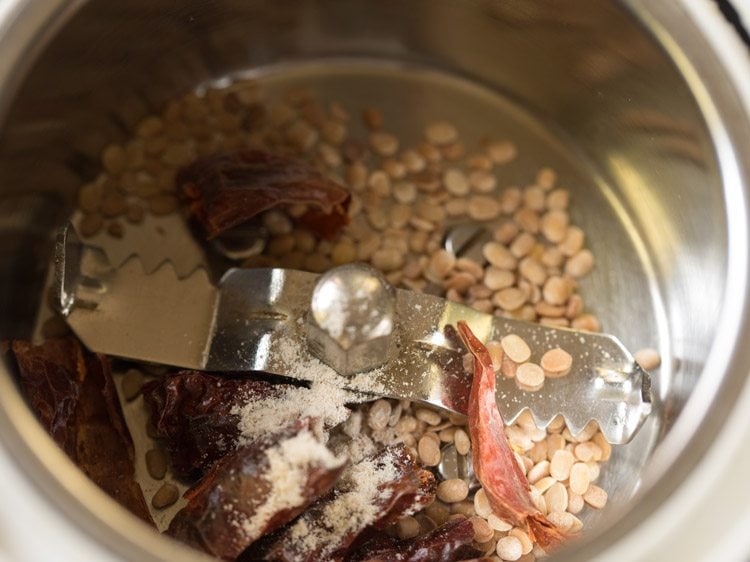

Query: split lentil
left=634, top=347, right=661, bottom=371
left=145, top=448, right=168, bottom=480
left=151, top=483, right=179, bottom=509
left=121, top=369, right=144, bottom=401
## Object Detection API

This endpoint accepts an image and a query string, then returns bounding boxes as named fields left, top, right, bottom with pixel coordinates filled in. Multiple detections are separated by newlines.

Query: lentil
left=78, top=213, right=104, bottom=237
left=546, top=187, right=569, bottom=210
left=569, top=462, right=591, bottom=495
left=100, top=193, right=128, bottom=217
left=470, top=516, right=495, bottom=543
left=500, top=334, right=532, bottom=363
left=362, top=107, right=383, bottom=130
left=544, top=482, right=568, bottom=514
left=455, top=257, right=484, bottom=279
left=145, top=448, right=168, bottom=480
left=425, top=502, right=451, bottom=526
left=370, top=131, right=399, bottom=156
left=543, top=276, right=573, bottom=305
left=486, top=340, right=504, bottom=371
left=152, top=483, right=179, bottom=509
left=149, top=194, right=179, bottom=215
left=583, top=485, right=608, bottom=509
left=468, top=196, right=501, bottom=221
left=445, top=271, right=475, bottom=292
left=321, top=120, right=347, bottom=145
left=393, top=181, right=417, bottom=204
left=126, top=205, right=145, bottom=224
left=368, top=170, right=391, bottom=197
left=102, top=144, right=127, bottom=175
left=426, top=249, right=456, bottom=280
left=574, top=441, right=601, bottom=463
left=535, top=301, right=565, bottom=318
left=121, top=369, right=144, bottom=401
left=499, top=188, right=522, bottom=214
left=417, top=435, right=441, bottom=466
left=443, top=142, right=465, bottom=161
left=540, top=348, right=573, bottom=378
left=367, top=399, right=392, bottom=431
left=437, top=479, right=470, bottom=503
left=565, top=249, right=595, bottom=278
left=587, top=461, right=601, bottom=482
left=396, top=516, right=421, bottom=539
left=468, top=153, right=492, bottom=170
left=527, top=460, right=550, bottom=484
left=425, top=121, right=458, bottom=146
left=518, top=257, right=547, bottom=286
left=530, top=487, right=547, bottom=514
left=496, top=536, right=523, bottom=561
left=571, top=313, right=601, bottom=332
left=402, top=149, right=426, bottom=173
left=546, top=512, right=576, bottom=532
left=415, top=408, right=442, bottom=426
left=550, top=449, right=576, bottom=481
left=438, top=427, right=456, bottom=442
left=523, top=186, right=546, bottom=212
left=509, top=232, right=536, bottom=258
left=483, top=242, right=517, bottom=269
left=541, top=210, right=569, bottom=243
left=558, top=226, right=585, bottom=257
left=454, top=428, right=471, bottom=455
left=567, top=491, right=584, bottom=514
left=593, top=432, right=613, bottom=461
left=371, top=248, right=404, bottom=272
left=513, top=208, right=540, bottom=234
left=78, top=182, right=103, bottom=212
left=493, top=287, right=526, bottom=311
left=473, top=488, right=493, bottom=518
left=541, top=246, right=565, bottom=268
left=444, top=168, right=470, bottom=196
left=515, top=362, right=545, bottom=391
left=484, top=267, right=515, bottom=291
left=487, top=513, right=513, bottom=532
left=536, top=167, right=557, bottom=190
left=635, top=347, right=661, bottom=371
left=446, top=198, right=468, bottom=216
left=486, top=140, right=517, bottom=164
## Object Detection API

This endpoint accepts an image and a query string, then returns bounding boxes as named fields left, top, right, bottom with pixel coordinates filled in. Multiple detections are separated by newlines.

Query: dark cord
left=715, top=0, right=750, bottom=47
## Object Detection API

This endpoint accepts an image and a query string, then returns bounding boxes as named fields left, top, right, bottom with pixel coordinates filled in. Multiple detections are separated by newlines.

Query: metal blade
left=57, top=225, right=651, bottom=444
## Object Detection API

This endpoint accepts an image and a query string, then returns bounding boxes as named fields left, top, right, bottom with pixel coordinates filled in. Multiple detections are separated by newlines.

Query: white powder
left=316, top=297, right=349, bottom=340
left=315, top=285, right=387, bottom=344
left=348, top=370, right=388, bottom=395
left=331, top=433, right=378, bottom=465
left=238, top=430, right=346, bottom=540
left=232, top=381, right=354, bottom=444
left=275, top=337, right=332, bottom=382
left=287, top=449, right=401, bottom=558
left=233, top=336, right=376, bottom=444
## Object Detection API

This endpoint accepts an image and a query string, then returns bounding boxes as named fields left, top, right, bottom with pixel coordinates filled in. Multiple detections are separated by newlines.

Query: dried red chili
left=348, top=518, right=483, bottom=562
left=456, top=321, right=566, bottom=551
left=168, top=428, right=347, bottom=561
left=178, top=150, right=350, bottom=240
left=142, top=371, right=293, bottom=479
left=9, top=338, right=81, bottom=456
left=9, top=338, right=154, bottom=525
left=253, top=445, right=436, bottom=562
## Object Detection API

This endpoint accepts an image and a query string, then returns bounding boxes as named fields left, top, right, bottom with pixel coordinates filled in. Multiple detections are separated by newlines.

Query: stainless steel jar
left=0, top=1, right=748, bottom=560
